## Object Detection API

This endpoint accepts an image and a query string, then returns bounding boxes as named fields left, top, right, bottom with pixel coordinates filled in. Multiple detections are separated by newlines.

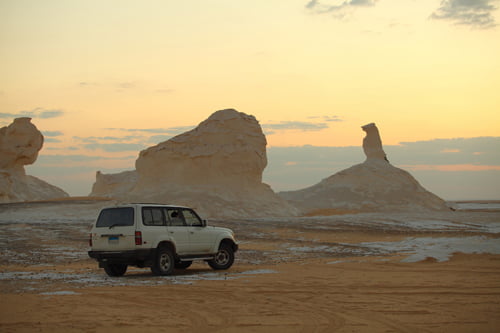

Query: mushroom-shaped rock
left=0, top=117, right=44, bottom=173
left=0, top=118, right=68, bottom=202
left=362, top=123, right=387, bottom=161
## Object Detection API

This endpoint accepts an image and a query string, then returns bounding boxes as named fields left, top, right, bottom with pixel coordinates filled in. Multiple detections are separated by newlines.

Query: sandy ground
left=1, top=200, right=500, bottom=332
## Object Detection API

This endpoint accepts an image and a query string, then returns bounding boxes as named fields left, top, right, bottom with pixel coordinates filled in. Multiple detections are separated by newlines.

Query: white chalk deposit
left=0, top=118, right=68, bottom=202
left=279, top=123, right=449, bottom=214
left=90, top=109, right=298, bottom=218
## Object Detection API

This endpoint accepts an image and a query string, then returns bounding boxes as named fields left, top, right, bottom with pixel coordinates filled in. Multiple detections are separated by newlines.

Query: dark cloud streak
left=105, top=126, right=195, bottom=135
left=0, top=108, right=65, bottom=119
left=84, top=143, right=146, bottom=153
left=430, top=0, right=498, bottom=29
left=42, top=130, right=64, bottom=137
left=263, top=121, right=329, bottom=132
left=305, top=0, right=377, bottom=16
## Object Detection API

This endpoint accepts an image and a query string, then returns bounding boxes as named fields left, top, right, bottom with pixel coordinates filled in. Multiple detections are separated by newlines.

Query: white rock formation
left=279, top=123, right=450, bottom=214
left=362, top=122, right=388, bottom=161
left=90, top=109, right=298, bottom=218
left=90, top=170, right=137, bottom=198
left=0, top=118, right=68, bottom=202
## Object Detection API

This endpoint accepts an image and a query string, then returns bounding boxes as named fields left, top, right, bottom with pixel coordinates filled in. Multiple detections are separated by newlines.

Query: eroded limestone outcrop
left=90, top=109, right=298, bottom=218
left=279, top=123, right=449, bottom=214
left=362, top=122, right=388, bottom=161
left=0, top=118, right=68, bottom=202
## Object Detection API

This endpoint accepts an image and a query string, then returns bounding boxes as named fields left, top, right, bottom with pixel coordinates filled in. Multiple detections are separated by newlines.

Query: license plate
left=108, top=236, right=119, bottom=244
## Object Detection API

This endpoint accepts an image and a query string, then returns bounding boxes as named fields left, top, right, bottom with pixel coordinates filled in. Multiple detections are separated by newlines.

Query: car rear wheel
left=103, top=263, right=128, bottom=277
left=208, top=244, right=234, bottom=270
left=151, top=247, right=175, bottom=276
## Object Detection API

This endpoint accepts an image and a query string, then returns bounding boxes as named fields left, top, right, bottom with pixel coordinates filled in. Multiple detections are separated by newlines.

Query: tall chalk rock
left=0, top=118, right=68, bottom=202
left=279, top=123, right=449, bottom=214
left=90, top=109, right=298, bottom=218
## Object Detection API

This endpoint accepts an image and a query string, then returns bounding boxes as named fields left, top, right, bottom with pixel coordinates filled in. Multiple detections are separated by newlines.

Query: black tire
left=208, top=243, right=234, bottom=270
left=175, top=261, right=193, bottom=269
left=103, top=263, right=127, bottom=277
left=151, top=246, right=175, bottom=276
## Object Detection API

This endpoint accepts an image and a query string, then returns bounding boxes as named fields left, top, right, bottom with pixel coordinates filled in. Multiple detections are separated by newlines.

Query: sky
left=1, top=0, right=499, bottom=200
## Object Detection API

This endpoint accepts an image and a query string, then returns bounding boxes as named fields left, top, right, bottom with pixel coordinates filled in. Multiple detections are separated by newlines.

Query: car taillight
left=135, top=231, right=142, bottom=245
left=89, top=233, right=92, bottom=247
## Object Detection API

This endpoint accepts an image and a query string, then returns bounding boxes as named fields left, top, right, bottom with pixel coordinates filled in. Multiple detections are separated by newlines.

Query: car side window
left=142, top=207, right=165, bottom=226
left=183, top=209, right=202, bottom=227
left=165, top=208, right=186, bottom=226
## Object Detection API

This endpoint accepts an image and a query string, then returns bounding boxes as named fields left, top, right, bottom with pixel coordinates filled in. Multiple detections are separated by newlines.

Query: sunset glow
left=1, top=0, right=499, bottom=199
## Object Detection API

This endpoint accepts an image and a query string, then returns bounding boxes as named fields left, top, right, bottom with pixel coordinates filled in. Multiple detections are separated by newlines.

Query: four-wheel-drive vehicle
left=88, top=203, right=238, bottom=277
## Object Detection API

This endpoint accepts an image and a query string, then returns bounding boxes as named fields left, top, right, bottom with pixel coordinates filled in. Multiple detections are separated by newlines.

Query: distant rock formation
left=279, top=123, right=449, bottom=214
left=90, top=170, right=137, bottom=198
left=90, top=109, right=298, bottom=218
left=362, top=122, right=388, bottom=161
left=0, top=118, right=68, bottom=202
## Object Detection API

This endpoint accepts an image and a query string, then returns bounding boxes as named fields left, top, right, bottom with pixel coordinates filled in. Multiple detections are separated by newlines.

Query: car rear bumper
left=88, top=249, right=155, bottom=266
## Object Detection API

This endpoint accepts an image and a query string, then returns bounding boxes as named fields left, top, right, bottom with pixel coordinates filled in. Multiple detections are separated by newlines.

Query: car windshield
left=96, top=207, right=134, bottom=228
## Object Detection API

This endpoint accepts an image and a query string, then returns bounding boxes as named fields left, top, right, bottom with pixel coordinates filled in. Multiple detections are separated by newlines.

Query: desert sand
left=1, top=200, right=499, bottom=332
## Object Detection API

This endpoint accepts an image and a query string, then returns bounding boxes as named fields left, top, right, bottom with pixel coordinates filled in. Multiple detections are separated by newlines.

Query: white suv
left=88, top=204, right=238, bottom=277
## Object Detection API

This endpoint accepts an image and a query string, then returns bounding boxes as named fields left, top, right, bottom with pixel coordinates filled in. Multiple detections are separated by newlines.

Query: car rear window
left=96, top=207, right=134, bottom=228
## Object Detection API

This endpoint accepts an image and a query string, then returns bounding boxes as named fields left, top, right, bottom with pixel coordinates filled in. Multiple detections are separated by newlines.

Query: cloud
left=265, top=137, right=500, bottom=180
left=117, top=82, right=136, bottom=90
left=84, top=143, right=146, bottom=153
left=42, top=130, right=64, bottom=137
left=264, top=137, right=500, bottom=199
left=400, top=164, right=500, bottom=171
left=307, top=115, right=343, bottom=122
left=305, top=0, right=377, bottom=18
left=44, top=138, right=62, bottom=143
left=105, top=128, right=167, bottom=134
left=74, top=135, right=143, bottom=143
left=0, top=107, right=65, bottom=119
left=430, top=0, right=498, bottom=29
left=72, top=134, right=148, bottom=152
left=105, top=126, right=195, bottom=136
left=263, top=121, right=329, bottom=132
left=148, top=135, right=173, bottom=143
left=74, top=125, right=197, bottom=148
left=77, top=81, right=175, bottom=95
left=35, top=154, right=135, bottom=163
left=78, top=81, right=99, bottom=87
left=392, top=137, right=500, bottom=165
left=26, top=136, right=500, bottom=199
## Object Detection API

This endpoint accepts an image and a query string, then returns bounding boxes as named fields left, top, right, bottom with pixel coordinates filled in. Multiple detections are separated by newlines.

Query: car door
left=182, top=208, right=216, bottom=254
left=163, top=208, right=191, bottom=255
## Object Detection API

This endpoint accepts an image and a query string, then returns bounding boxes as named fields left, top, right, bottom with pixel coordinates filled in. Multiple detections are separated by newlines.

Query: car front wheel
left=208, top=244, right=234, bottom=270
